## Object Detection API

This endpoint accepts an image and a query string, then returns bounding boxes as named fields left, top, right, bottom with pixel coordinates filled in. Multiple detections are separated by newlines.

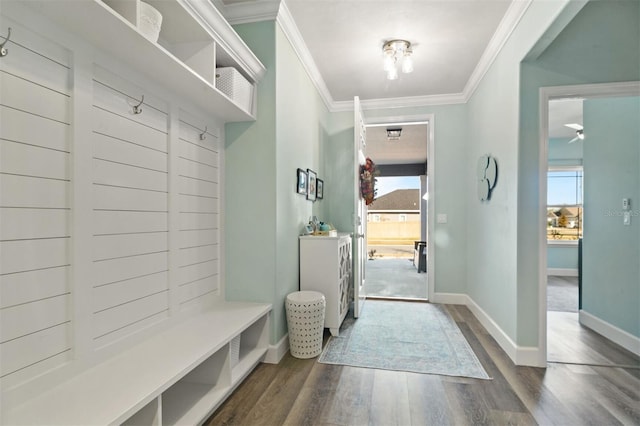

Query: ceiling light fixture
left=383, top=39, right=413, bottom=80
left=387, top=127, right=402, bottom=140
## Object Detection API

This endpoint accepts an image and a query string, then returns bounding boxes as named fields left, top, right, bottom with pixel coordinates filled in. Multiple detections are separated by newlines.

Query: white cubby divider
left=27, top=0, right=265, bottom=119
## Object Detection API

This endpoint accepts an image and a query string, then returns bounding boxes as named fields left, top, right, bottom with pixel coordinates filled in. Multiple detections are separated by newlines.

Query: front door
left=353, top=96, right=367, bottom=318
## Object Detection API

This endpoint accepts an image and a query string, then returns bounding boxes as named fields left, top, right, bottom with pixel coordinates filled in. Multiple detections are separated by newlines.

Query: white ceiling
left=217, top=0, right=579, bottom=165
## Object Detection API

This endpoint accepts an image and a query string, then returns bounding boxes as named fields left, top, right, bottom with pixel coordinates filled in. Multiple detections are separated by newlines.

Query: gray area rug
left=547, top=276, right=579, bottom=312
left=318, top=301, right=491, bottom=380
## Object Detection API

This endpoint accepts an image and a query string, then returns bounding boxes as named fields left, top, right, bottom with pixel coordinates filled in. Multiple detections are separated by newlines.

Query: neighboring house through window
left=547, top=166, right=583, bottom=241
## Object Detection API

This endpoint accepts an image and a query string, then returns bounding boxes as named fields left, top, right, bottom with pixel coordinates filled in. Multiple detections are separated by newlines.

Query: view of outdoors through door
left=365, top=175, right=428, bottom=300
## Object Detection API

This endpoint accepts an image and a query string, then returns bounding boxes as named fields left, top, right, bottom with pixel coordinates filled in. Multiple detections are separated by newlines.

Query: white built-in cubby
left=1, top=1, right=268, bottom=425
left=25, top=0, right=265, bottom=119
left=6, top=304, right=271, bottom=425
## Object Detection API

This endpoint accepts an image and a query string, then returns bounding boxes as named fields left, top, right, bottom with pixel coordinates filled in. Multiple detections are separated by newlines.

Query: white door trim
left=364, top=113, right=435, bottom=301
left=538, top=81, right=640, bottom=366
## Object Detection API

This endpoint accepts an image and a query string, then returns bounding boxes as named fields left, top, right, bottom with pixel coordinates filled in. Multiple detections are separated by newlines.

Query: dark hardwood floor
left=206, top=303, right=640, bottom=426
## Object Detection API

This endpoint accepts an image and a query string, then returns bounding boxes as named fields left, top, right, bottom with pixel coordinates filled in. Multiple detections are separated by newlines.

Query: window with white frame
left=547, top=166, right=583, bottom=241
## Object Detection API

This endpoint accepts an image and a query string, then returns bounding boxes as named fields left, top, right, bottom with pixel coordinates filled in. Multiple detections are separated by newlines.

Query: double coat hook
left=1, top=27, right=11, bottom=57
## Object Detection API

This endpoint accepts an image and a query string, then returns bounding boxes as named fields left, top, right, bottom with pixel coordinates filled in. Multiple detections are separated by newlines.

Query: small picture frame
left=296, top=168, right=307, bottom=195
left=316, top=179, right=324, bottom=199
left=307, top=169, right=317, bottom=201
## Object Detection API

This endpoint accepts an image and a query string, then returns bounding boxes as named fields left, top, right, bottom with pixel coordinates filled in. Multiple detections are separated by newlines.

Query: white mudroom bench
left=6, top=302, right=272, bottom=425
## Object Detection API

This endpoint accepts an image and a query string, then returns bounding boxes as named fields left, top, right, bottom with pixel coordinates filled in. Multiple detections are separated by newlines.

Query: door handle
left=355, top=233, right=365, bottom=239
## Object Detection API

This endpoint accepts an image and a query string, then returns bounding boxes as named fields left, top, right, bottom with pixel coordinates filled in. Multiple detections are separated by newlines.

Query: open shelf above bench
left=26, top=0, right=265, bottom=121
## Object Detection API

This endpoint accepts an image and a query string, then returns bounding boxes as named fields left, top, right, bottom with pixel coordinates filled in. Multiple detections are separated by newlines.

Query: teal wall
left=582, top=96, right=639, bottom=336
left=225, top=21, right=332, bottom=344
left=519, top=0, right=640, bottom=345
left=547, top=246, right=578, bottom=270
left=226, top=0, right=640, bottom=352
left=225, top=21, right=277, bottom=309
left=365, top=105, right=468, bottom=294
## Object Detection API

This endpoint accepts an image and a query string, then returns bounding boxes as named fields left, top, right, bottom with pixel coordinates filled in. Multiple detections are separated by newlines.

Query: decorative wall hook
left=199, top=126, right=207, bottom=140
left=131, top=95, right=144, bottom=115
left=0, top=27, right=12, bottom=57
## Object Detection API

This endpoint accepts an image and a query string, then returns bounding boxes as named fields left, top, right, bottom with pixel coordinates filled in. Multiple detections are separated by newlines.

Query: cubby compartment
left=162, top=347, right=231, bottom=425
left=232, top=313, right=269, bottom=381
left=122, top=397, right=161, bottom=426
left=144, top=0, right=217, bottom=84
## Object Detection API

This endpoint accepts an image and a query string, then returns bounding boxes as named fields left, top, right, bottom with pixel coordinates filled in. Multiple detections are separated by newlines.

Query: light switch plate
left=622, top=198, right=630, bottom=210
left=623, top=211, right=631, bottom=226
left=437, top=213, right=448, bottom=224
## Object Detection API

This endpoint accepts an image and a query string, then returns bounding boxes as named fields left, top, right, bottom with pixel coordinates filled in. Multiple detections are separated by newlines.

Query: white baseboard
left=547, top=268, right=578, bottom=277
left=264, top=334, right=289, bottom=364
left=463, top=296, right=544, bottom=367
left=431, top=292, right=468, bottom=305
left=431, top=293, right=544, bottom=367
left=580, top=310, right=640, bottom=357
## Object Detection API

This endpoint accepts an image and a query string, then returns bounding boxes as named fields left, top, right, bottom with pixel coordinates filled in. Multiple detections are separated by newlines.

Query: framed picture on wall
left=307, top=169, right=317, bottom=201
left=296, top=168, right=307, bottom=195
left=317, top=179, right=324, bottom=199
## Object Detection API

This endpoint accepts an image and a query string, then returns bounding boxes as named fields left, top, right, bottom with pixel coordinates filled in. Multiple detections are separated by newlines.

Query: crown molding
left=276, top=1, right=335, bottom=111
left=182, top=0, right=267, bottom=81
left=462, top=0, right=532, bottom=101
left=221, top=0, right=533, bottom=111
left=223, top=0, right=281, bottom=25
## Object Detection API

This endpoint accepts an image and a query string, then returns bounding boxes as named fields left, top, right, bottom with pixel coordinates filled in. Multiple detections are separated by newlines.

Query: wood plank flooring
left=206, top=303, right=640, bottom=426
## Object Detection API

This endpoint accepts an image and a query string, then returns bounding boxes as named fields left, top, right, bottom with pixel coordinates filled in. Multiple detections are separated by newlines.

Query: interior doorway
left=540, top=82, right=640, bottom=366
left=362, top=120, right=431, bottom=301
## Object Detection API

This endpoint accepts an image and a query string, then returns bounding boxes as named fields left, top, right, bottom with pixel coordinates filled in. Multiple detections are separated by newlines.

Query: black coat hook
left=199, top=126, right=207, bottom=140
left=1, top=27, right=11, bottom=57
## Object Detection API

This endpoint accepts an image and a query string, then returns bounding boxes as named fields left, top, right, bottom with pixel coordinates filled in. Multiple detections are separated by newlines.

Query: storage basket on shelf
left=215, top=67, right=254, bottom=113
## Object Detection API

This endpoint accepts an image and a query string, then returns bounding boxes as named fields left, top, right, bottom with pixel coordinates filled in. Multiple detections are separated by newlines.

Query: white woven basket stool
left=285, top=291, right=326, bottom=359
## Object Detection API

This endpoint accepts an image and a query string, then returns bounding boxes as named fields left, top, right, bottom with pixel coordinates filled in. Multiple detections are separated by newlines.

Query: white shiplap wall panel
left=92, top=291, right=169, bottom=340
left=0, top=174, right=69, bottom=209
left=93, top=132, right=168, bottom=172
left=93, top=272, right=169, bottom=313
left=1, top=72, right=69, bottom=123
left=0, top=266, right=69, bottom=309
left=177, top=157, right=218, bottom=183
left=1, top=140, right=69, bottom=179
left=0, top=238, right=70, bottom=276
left=179, top=229, right=219, bottom=248
left=92, top=106, right=168, bottom=153
left=180, top=212, right=219, bottom=231
left=178, top=260, right=218, bottom=285
left=90, top=70, right=170, bottom=345
left=0, top=19, right=73, bottom=383
left=93, top=232, right=168, bottom=261
left=93, top=159, right=168, bottom=192
left=0, top=105, right=69, bottom=152
left=0, top=208, right=68, bottom=241
left=93, top=185, right=168, bottom=213
left=178, top=178, right=219, bottom=198
left=178, top=193, right=219, bottom=213
left=93, top=211, right=168, bottom=235
left=0, top=323, right=71, bottom=378
left=178, top=245, right=219, bottom=266
left=176, top=114, right=220, bottom=307
left=0, top=295, right=70, bottom=343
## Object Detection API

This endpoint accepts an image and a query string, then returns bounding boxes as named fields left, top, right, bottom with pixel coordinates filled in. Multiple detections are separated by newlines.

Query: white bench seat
left=6, top=302, right=272, bottom=426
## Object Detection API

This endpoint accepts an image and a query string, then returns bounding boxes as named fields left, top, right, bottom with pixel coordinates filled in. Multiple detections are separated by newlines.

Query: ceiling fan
left=565, top=123, right=584, bottom=143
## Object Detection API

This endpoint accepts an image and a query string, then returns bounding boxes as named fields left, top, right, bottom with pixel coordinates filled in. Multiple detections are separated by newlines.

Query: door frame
left=364, top=113, right=435, bottom=301
left=537, top=81, right=640, bottom=365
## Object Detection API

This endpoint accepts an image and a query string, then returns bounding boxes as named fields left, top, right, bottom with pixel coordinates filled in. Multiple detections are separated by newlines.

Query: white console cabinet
left=299, top=234, right=352, bottom=336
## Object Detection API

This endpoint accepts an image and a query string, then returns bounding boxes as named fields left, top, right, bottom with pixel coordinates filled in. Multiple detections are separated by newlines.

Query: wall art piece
left=307, top=169, right=317, bottom=201
left=477, top=154, right=498, bottom=201
left=296, top=168, right=307, bottom=195
left=317, top=179, right=324, bottom=199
